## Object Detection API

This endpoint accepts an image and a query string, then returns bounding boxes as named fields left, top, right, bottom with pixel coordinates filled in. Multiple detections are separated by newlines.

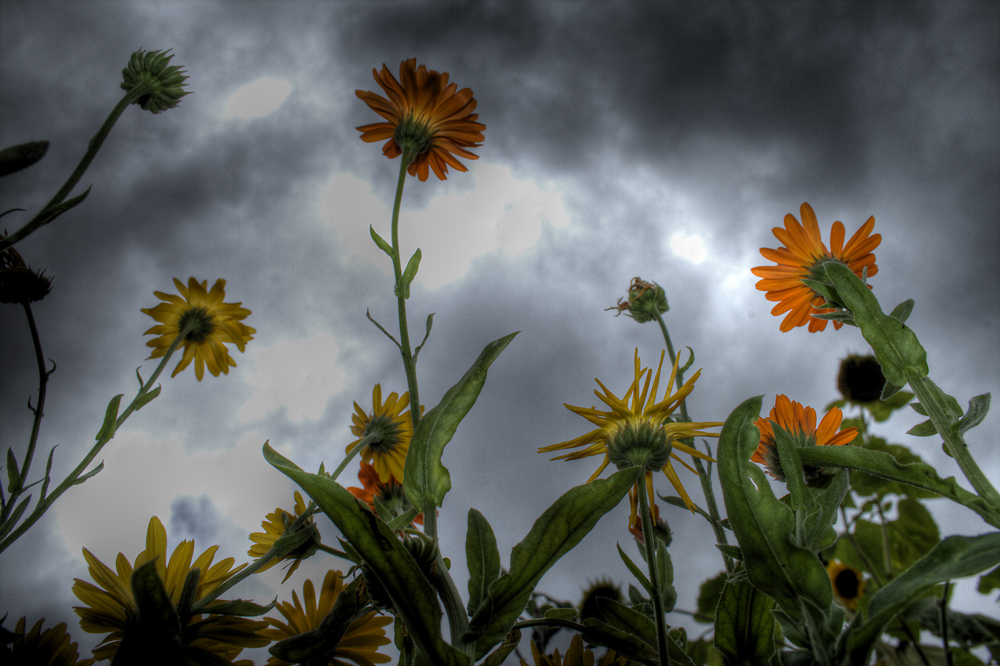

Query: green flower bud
left=607, top=277, right=668, bottom=323
left=121, top=49, right=190, bottom=114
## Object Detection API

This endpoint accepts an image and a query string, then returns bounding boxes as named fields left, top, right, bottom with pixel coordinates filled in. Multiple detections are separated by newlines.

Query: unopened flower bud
left=121, top=49, right=191, bottom=114
left=607, top=277, right=668, bottom=323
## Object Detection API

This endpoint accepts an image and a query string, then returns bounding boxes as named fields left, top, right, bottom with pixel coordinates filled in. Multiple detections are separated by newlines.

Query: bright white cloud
left=669, top=231, right=708, bottom=264
left=322, top=163, right=569, bottom=289
left=223, top=77, right=292, bottom=119
left=237, top=331, right=347, bottom=423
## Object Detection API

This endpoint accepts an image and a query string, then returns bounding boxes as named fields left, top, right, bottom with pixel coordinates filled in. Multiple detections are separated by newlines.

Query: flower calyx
left=121, top=49, right=191, bottom=114
left=607, top=417, right=673, bottom=473
left=607, top=277, right=668, bottom=323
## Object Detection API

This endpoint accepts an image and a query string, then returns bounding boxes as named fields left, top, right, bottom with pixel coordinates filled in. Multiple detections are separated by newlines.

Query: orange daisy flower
left=356, top=58, right=485, bottom=181
left=752, top=394, right=858, bottom=482
left=751, top=203, right=880, bottom=332
left=347, top=462, right=423, bottom=526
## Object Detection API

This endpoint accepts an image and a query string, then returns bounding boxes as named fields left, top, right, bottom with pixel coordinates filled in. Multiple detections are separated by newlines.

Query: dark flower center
left=178, top=307, right=215, bottom=343
left=834, top=568, right=860, bottom=599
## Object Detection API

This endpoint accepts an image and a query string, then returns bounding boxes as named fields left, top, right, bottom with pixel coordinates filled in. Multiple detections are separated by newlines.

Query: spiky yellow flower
left=751, top=203, right=880, bottom=332
left=261, top=570, right=392, bottom=666
left=1, top=617, right=95, bottom=666
left=347, top=461, right=423, bottom=526
left=520, top=634, right=626, bottom=666
left=752, top=394, right=858, bottom=482
left=540, top=349, right=722, bottom=512
left=348, top=384, right=420, bottom=484
left=71, top=516, right=267, bottom=663
left=248, top=490, right=321, bottom=582
left=827, top=560, right=866, bottom=610
left=141, top=277, right=255, bottom=380
left=356, top=58, right=485, bottom=181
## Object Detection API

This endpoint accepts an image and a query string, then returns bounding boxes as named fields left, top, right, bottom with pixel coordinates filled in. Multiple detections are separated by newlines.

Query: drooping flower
left=752, top=394, right=858, bottom=482
left=520, top=634, right=626, bottom=666
left=1, top=617, right=95, bottom=666
left=751, top=203, right=880, bottom=332
left=141, top=277, right=255, bottom=380
left=539, top=349, right=723, bottom=512
left=261, top=570, right=392, bottom=666
left=356, top=58, right=485, bottom=181
left=71, top=516, right=267, bottom=663
left=347, top=461, right=423, bottom=526
left=826, top=560, right=866, bottom=610
left=248, top=491, right=321, bottom=582
left=348, top=384, right=421, bottom=484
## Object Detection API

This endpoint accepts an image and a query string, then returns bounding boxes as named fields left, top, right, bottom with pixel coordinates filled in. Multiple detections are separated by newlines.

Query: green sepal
left=96, top=394, right=124, bottom=442
left=200, top=598, right=276, bottom=617
left=843, top=532, right=1000, bottom=664
left=395, top=248, right=422, bottom=299
left=0, top=140, right=48, bottom=177
left=542, top=607, right=578, bottom=620
left=404, top=331, right=518, bottom=511
left=466, top=508, right=501, bottom=616
left=133, top=385, right=161, bottom=411
left=796, top=445, right=996, bottom=525
left=821, top=261, right=928, bottom=385
left=465, top=467, right=641, bottom=659
left=262, top=444, right=467, bottom=666
left=5, top=449, right=19, bottom=494
left=617, top=542, right=653, bottom=593
left=269, top=576, right=363, bottom=662
left=369, top=225, right=395, bottom=258
left=480, top=629, right=521, bottom=666
left=713, top=578, right=777, bottom=665
left=716, top=398, right=836, bottom=639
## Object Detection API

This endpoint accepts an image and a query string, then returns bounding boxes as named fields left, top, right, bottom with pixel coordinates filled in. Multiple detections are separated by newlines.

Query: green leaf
left=404, top=332, right=518, bottom=511
left=466, top=467, right=641, bottom=659
left=480, top=628, right=521, bottom=666
left=370, top=224, right=396, bottom=258
left=579, top=617, right=659, bottom=663
left=263, top=444, right=467, bottom=666
left=822, top=261, right=928, bottom=385
left=596, top=597, right=657, bottom=651
left=713, top=578, right=777, bottom=665
left=656, top=542, right=677, bottom=613
left=130, top=560, right=183, bottom=653
left=847, top=437, right=937, bottom=500
left=888, top=299, right=915, bottom=324
left=797, top=445, right=994, bottom=524
left=5, top=449, right=20, bottom=494
left=542, top=608, right=578, bottom=620
left=957, top=393, right=991, bottom=436
left=0, top=495, right=32, bottom=541
left=977, top=565, right=1000, bottom=595
left=72, top=461, right=104, bottom=486
left=201, top=598, right=276, bottom=616
left=0, top=140, right=48, bottom=177
left=695, top=571, right=727, bottom=623
left=270, top=576, right=363, bottom=662
left=466, top=508, right=501, bottom=616
left=845, top=532, right=1000, bottom=663
left=133, top=385, right=161, bottom=411
left=906, top=418, right=938, bottom=437
left=395, top=248, right=422, bottom=299
left=96, top=394, right=124, bottom=442
left=716, top=398, right=838, bottom=643
left=880, top=380, right=904, bottom=401
left=865, top=390, right=914, bottom=422
left=617, top=542, right=653, bottom=594
left=35, top=186, right=91, bottom=230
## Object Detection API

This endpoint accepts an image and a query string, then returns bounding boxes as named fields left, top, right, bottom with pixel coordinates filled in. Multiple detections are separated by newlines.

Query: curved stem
left=0, top=83, right=154, bottom=251
left=14, top=302, right=50, bottom=496
left=638, top=478, right=671, bottom=665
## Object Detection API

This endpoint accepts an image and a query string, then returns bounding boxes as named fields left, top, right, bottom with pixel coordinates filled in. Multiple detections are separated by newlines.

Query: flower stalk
left=637, top=482, right=671, bottom=666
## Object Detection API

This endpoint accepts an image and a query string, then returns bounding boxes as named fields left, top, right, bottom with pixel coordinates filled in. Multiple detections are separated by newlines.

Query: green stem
left=638, top=478, right=671, bottom=666
left=0, top=328, right=183, bottom=554
left=331, top=433, right=381, bottom=482
left=389, top=150, right=422, bottom=431
left=905, top=370, right=1000, bottom=514
left=0, top=83, right=155, bottom=251
left=430, top=554, right=472, bottom=657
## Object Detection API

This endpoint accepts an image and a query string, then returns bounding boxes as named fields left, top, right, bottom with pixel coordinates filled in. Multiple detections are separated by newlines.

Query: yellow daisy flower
left=141, top=277, right=255, bottom=380
left=751, top=202, right=881, bottom=333
left=356, top=58, right=486, bottom=181
left=348, top=384, right=421, bottom=484
left=71, top=516, right=267, bottom=663
left=1, top=617, right=95, bottom=666
left=539, top=349, right=722, bottom=511
left=826, top=560, right=866, bottom=610
left=261, top=570, right=393, bottom=666
left=752, top=394, right=858, bottom=483
left=248, top=490, right=321, bottom=582
left=520, top=634, right=626, bottom=666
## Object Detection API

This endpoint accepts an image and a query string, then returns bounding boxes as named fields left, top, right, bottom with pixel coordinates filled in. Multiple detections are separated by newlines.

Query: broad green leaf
left=822, top=261, right=928, bottom=385
left=977, top=565, right=1000, bottom=595
left=579, top=618, right=658, bottom=662
left=835, top=497, right=939, bottom=582
left=596, top=598, right=657, bottom=651
left=466, top=508, right=501, bottom=616
left=865, top=390, right=914, bottom=422
left=713, top=578, right=776, bottom=665
left=542, top=608, right=578, bottom=620
left=796, top=445, right=995, bottom=525
left=716, top=398, right=837, bottom=643
left=96, top=394, right=124, bottom=442
left=845, top=532, right=1000, bottom=663
left=847, top=437, right=937, bottom=499
left=695, top=571, right=727, bottom=623
left=466, top=467, right=641, bottom=659
left=263, top=444, right=467, bottom=666
left=396, top=247, right=422, bottom=299
left=404, top=332, right=518, bottom=511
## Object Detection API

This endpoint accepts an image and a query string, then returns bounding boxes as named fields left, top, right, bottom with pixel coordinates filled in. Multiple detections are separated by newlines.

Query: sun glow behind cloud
left=670, top=232, right=708, bottom=264
left=223, top=77, right=292, bottom=119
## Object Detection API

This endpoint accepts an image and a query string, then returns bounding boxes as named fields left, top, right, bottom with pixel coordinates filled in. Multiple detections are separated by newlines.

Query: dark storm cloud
left=168, top=493, right=222, bottom=543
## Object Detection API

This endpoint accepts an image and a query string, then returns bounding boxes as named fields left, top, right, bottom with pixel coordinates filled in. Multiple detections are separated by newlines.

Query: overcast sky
left=1, top=1, right=998, bottom=662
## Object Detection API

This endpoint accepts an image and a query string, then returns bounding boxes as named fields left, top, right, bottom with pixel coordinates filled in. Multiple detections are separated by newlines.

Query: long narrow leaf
left=466, top=508, right=501, bottom=616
